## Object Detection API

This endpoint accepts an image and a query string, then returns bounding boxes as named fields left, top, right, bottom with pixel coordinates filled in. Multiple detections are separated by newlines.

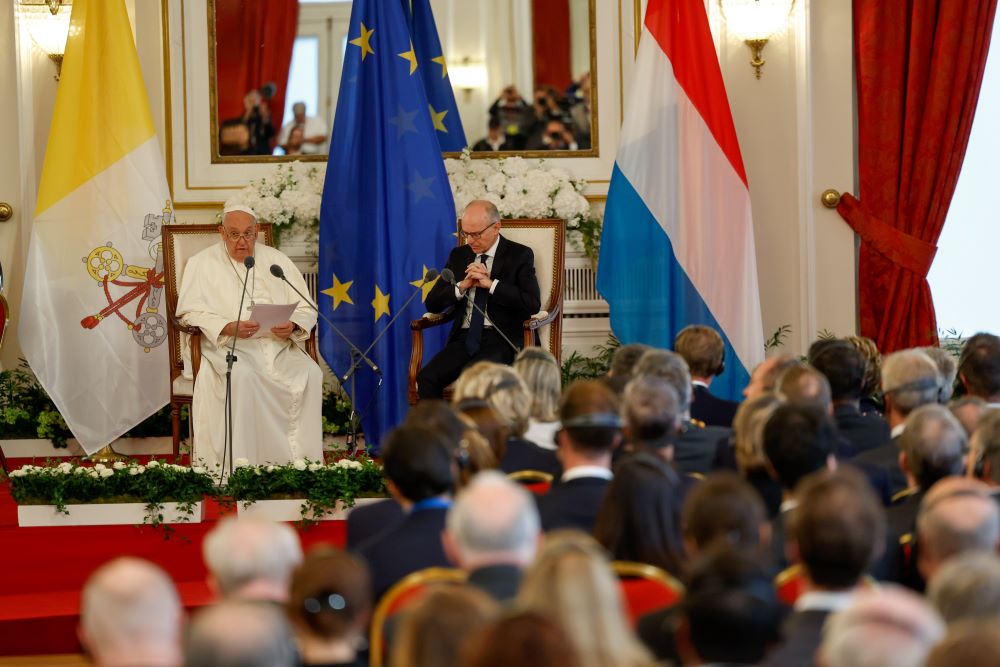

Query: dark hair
left=593, top=454, right=685, bottom=576
left=762, top=404, right=837, bottom=491
left=391, top=586, right=499, bottom=667
left=405, top=400, right=467, bottom=450
left=287, top=546, right=371, bottom=640
left=487, top=117, right=501, bottom=130
left=461, top=611, right=581, bottom=667
left=810, top=340, right=866, bottom=401
left=381, top=425, right=455, bottom=502
left=558, top=381, right=621, bottom=454
left=960, top=333, right=1000, bottom=399
left=682, top=472, right=766, bottom=552
left=456, top=399, right=509, bottom=463
left=682, top=546, right=783, bottom=664
left=790, top=469, right=885, bottom=588
left=609, top=343, right=653, bottom=378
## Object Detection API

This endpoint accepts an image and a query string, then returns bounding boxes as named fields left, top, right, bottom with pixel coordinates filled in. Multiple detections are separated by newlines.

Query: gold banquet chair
left=408, top=218, right=565, bottom=405
left=161, top=223, right=318, bottom=459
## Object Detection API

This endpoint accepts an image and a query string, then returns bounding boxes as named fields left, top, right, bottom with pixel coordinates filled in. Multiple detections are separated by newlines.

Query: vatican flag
left=19, top=0, right=171, bottom=453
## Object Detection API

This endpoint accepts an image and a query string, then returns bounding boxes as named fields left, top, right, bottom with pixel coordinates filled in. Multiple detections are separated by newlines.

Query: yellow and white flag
left=19, top=0, right=171, bottom=453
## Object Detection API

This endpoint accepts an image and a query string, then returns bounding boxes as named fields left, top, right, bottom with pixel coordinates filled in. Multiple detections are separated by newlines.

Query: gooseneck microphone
left=439, top=268, right=520, bottom=355
left=269, top=263, right=380, bottom=376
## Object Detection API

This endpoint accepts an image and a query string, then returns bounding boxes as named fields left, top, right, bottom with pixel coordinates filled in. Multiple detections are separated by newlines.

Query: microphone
left=438, top=268, right=520, bottom=355
left=244, top=256, right=255, bottom=269
left=269, top=263, right=381, bottom=376
left=221, top=254, right=254, bottom=482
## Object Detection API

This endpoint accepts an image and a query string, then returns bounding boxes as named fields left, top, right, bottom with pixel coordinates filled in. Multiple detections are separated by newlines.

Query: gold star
left=409, top=265, right=440, bottom=302
left=349, top=22, right=375, bottom=61
left=321, top=274, right=354, bottom=310
left=372, top=285, right=391, bottom=322
left=398, top=42, right=418, bottom=75
left=429, top=104, right=448, bottom=133
left=431, top=55, right=448, bottom=79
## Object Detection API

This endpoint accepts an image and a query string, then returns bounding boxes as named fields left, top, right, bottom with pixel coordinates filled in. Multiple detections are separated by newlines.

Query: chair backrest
left=161, top=223, right=274, bottom=380
left=506, top=469, right=555, bottom=495
left=497, top=220, right=565, bottom=359
left=369, top=567, right=467, bottom=667
left=611, top=560, right=685, bottom=628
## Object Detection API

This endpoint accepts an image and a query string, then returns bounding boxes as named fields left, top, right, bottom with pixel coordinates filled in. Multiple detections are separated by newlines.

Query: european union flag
left=319, top=0, right=456, bottom=448
left=406, top=0, right=467, bottom=151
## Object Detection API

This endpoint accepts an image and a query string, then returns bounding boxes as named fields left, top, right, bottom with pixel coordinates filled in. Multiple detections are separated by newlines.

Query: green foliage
left=939, top=328, right=964, bottom=359
left=0, top=360, right=73, bottom=446
left=322, top=386, right=355, bottom=435
left=561, top=335, right=620, bottom=385
left=764, top=325, right=792, bottom=352
left=566, top=215, right=603, bottom=265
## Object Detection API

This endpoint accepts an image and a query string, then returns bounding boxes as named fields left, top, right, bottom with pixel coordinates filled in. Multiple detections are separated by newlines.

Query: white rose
left=265, top=465, right=275, bottom=473
left=147, top=460, right=160, bottom=468
left=501, top=156, right=529, bottom=177
left=308, top=463, right=322, bottom=472
left=89, top=470, right=100, bottom=478
left=234, top=458, right=250, bottom=468
left=58, top=462, right=73, bottom=472
left=293, top=459, right=307, bottom=471
left=192, top=466, right=206, bottom=475
left=112, top=461, right=127, bottom=470
left=93, top=463, right=106, bottom=471
left=99, top=468, right=114, bottom=478
left=129, top=468, right=141, bottom=476
left=9, top=469, right=26, bottom=477
left=74, top=467, right=88, bottom=475
left=484, top=172, right=507, bottom=194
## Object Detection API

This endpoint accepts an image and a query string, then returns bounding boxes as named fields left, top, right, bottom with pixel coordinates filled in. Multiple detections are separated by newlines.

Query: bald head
left=882, top=350, right=942, bottom=423
left=777, top=364, right=833, bottom=412
left=185, top=601, right=296, bottom=667
left=899, top=404, right=966, bottom=491
left=81, top=557, right=182, bottom=667
left=445, top=471, right=540, bottom=568
left=917, top=477, right=1000, bottom=581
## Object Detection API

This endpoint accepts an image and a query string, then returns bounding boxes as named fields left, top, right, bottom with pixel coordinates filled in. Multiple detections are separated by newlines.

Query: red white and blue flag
left=596, top=0, right=764, bottom=399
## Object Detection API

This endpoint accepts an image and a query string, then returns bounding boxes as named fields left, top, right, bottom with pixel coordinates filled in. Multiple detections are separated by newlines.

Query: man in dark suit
left=762, top=469, right=885, bottom=667
left=416, top=200, right=541, bottom=399
left=536, top=380, right=621, bottom=533
left=355, top=425, right=455, bottom=598
left=674, top=325, right=739, bottom=428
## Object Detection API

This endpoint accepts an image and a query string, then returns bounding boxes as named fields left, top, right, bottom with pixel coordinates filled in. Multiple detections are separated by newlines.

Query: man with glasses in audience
left=177, top=204, right=322, bottom=470
left=417, top=199, right=541, bottom=399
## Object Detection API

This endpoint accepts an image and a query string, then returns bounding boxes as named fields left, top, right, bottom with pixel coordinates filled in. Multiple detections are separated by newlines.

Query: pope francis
left=176, top=204, right=323, bottom=470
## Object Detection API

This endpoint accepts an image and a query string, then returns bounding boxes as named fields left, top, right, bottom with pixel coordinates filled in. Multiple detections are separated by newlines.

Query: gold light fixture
left=448, top=57, right=487, bottom=101
left=18, top=0, right=75, bottom=81
left=719, top=0, right=795, bottom=79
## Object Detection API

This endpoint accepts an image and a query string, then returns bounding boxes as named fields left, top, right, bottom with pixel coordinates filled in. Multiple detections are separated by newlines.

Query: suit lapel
left=491, top=235, right=509, bottom=281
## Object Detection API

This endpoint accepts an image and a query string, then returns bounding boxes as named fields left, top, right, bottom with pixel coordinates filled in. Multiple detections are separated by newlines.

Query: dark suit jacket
left=500, top=437, right=561, bottom=476
left=691, top=384, right=739, bottom=428
left=637, top=604, right=683, bottom=663
left=345, top=498, right=404, bottom=550
left=875, top=490, right=926, bottom=589
left=675, top=420, right=732, bottom=475
left=467, top=564, right=523, bottom=603
left=769, top=506, right=794, bottom=571
left=536, top=475, right=611, bottom=533
left=762, top=609, right=831, bottom=667
left=834, top=403, right=891, bottom=456
left=852, top=434, right=907, bottom=497
left=424, top=236, right=541, bottom=350
left=356, top=506, right=450, bottom=598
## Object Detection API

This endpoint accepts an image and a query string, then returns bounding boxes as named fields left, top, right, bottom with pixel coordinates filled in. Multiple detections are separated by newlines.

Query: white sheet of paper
left=248, top=302, right=299, bottom=338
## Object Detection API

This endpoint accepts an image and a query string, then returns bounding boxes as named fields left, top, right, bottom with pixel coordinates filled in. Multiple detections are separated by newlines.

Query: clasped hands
left=223, top=320, right=295, bottom=340
left=458, top=262, right=493, bottom=292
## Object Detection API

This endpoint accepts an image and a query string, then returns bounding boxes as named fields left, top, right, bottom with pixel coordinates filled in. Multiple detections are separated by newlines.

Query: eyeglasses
left=224, top=229, right=257, bottom=242
left=459, top=221, right=497, bottom=241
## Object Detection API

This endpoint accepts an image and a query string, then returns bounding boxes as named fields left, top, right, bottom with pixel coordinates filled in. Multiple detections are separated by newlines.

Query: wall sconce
left=719, top=0, right=795, bottom=79
left=18, top=0, right=75, bottom=81
left=448, top=57, right=487, bottom=101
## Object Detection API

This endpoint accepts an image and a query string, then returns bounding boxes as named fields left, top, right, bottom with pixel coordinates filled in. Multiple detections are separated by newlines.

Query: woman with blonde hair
left=453, top=361, right=559, bottom=475
left=730, top=392, right=783, bottom=517
left=518, top=531, right=657, bottom=667
left=846, top=335, right=884, bottom=414
left=390, top=585, right=499, bottom=667
left=513, top=347, right=562, bottom=450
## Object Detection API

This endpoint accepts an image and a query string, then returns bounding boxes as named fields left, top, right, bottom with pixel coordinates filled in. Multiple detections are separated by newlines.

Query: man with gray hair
left=202, top=516, right=303, bottom=603
left=443, top=470, right=541, bottom=601
left=602, top=342, right=653, bottom=396
left=916, top=477, right=1000, bottom=583
left=79, top=557, right=183, bottom=667
left=632, top=349, right=729, bottom=474
left=927, top=551, right=1000, bottom=624
left=620, top=374, right=681, bottom=462
left=854, top=349, right=942, bottom=495
left=185, top=601, right=297, bottom=667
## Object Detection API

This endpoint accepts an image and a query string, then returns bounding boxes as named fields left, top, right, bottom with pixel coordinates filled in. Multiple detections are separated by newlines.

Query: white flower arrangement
left=225, top=162, right=325, bottom=246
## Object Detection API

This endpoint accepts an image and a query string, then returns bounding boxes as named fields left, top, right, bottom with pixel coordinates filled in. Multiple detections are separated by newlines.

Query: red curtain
left=215, top=0, right=299, bottom=144
left=532, top=0, right=572, bottom=90
left=837, top=0, right=997, bottom=352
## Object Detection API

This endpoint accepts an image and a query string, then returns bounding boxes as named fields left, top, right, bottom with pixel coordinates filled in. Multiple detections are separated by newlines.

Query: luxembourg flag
left=596, top=0, right=763, bottom=400
left=19, top=0, right=171, bottom=453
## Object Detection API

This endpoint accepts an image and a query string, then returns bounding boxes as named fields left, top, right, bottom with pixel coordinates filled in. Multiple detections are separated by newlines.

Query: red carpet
left=0, top=474, right=348, bottom=656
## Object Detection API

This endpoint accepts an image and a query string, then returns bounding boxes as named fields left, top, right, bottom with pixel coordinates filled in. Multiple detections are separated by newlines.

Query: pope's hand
left=224, top=320, right=260, bottom=338
left=271, top=321, right=295, bottom=340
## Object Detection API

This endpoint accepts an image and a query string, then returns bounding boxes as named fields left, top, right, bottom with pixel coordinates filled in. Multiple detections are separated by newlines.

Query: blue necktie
left=464, top=253, right=489, bottom=355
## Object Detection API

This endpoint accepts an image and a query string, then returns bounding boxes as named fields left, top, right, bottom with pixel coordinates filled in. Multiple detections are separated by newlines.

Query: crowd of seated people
left=71, top=328, right=1000, bottom=666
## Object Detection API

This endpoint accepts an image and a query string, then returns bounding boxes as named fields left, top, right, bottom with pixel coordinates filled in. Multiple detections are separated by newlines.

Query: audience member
left=389, top=586, right=499, bottom=667
left=568, top=72, right=592, bottom=149
left=219, top=118, right=251, bottom=155
left=185, top=601, right=297, bottom=667
left=604, top=342, right=653, bottom=397
left=727, top=392, right=783, bottom=517
left=277, top=101, right=327, bottom=154
left=513, top=347, right=562, bottom=450
left=488, top=85, right=532, bottom=147
left=916, top=477, right=999, bottom=583
left=924, top=619, right=1000, bottom=667
left=527, top=118, right=578, bottom=150
left=443, top=471, right=540, bottom=601
left=202, top=517, right=302, bottom=603
left=674, top=325, right=739, bottom=427
left=743, top=353, right=797, bottom=399
left=620, top=375, right=681, bottom=461
left=970, top=408, right=1000, bottom=487
left=286, top=547, right=370, bottom=667
left=952, top=395, right=988, bottom=438
left=356, top=425, right=455, bottom=597
left=471, top=117, right=510, bottom=152
left=461, top=611, right=582, bottom=667
left=79, top=557, right=183, bottom=667
left=958, top=333, right=1000, bottom=405
left=927, top=551, right=1000, bottom=624
left=845, top=335, right=884, bottom=414
left=923, top=346, right=958, bottom=403
left=853, top=349, right=942, bottom=495
left=763, top=469, right=885, bottom=667
left=817, top=587, right=945, bottom=667
left=519, top=531, right=657, bottom=667
left=241, top=88, right=275, bottom=155
left=674, top=546, right=784, bottom=667
left=632, top=349, right=730, bottom=475
left=811, top=340, right=890, bottom=454
left=593, top=454, right=686, bottom=576
left=538, top=380, right=620, bottom=533
left=776, top=363, right=832, bottom=413
left=456, top=399, right=510, bottom=462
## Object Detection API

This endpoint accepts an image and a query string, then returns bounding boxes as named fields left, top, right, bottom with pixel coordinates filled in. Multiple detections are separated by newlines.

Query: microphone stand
left=221, top=256, right=254, bottom=485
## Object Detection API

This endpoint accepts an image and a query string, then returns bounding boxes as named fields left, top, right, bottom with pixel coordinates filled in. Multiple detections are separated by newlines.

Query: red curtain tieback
left=836, top=193, right=938, bottom=277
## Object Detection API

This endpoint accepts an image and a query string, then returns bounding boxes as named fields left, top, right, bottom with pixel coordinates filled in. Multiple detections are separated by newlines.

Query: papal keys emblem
left=79, top=201, right=173, bottom=352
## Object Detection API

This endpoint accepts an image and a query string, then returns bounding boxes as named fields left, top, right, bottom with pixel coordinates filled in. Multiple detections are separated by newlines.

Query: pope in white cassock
left=176, top=204, right=324, bottom=470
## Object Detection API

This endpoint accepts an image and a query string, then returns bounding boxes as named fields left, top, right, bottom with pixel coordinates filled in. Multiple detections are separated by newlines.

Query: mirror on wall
left=208, top=0, right=597, bottom=162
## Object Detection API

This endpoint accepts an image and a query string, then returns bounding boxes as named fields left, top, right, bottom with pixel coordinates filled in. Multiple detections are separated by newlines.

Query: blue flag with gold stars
left=406, top=0, right=467, bottom=151
left=320, top=0, right=456, bottom=448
